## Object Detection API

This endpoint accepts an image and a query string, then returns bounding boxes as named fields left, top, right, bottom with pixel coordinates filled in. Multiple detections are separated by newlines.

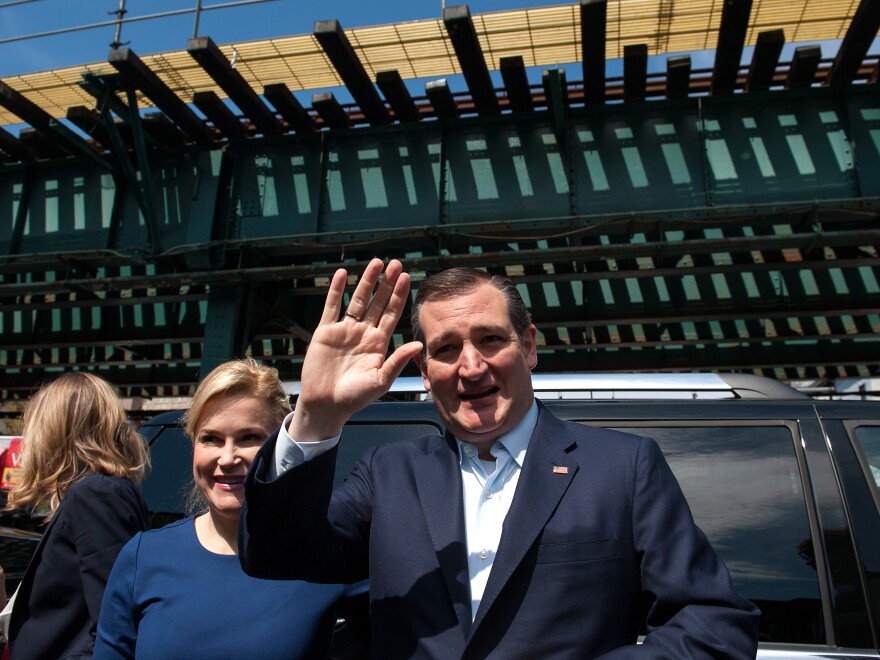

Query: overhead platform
left=0, top=0, right=878, bottom=400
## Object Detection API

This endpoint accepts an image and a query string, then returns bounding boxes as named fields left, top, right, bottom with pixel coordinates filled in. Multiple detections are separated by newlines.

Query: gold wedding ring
left=345, top=311, right=363, bottom=321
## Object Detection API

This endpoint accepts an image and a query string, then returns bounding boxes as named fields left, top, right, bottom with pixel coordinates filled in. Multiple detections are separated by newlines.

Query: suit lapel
left=414, top=433, right=473, bottom=639
left=471, top=408, right=579, bottom=631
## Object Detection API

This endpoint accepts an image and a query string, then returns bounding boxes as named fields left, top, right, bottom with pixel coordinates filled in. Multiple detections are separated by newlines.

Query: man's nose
left=458, top=343, right=485, bottom=378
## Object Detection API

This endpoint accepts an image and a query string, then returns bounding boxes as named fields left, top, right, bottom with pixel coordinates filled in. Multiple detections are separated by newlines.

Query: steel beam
left=66, top=106, right=114, bottom=149
left=2, top=86, right=879, bottom=397
left=499, top=56, right=533, bottom=113
left=580, top=0, right=607, bottom=105
left=187, top=36, right=282, bottom=136
left=263, top=83, right=317, bottom=133
left=623, top=44, right=648, bottom=102
left=375, top=71, right=421, bottom=123
left=18, top=127, right=67, bottom=159
left=142, top=113, right=188, bottom=146
left=193, top=91, right=247, bottom=139
left=787, top=46, right=822, bottom=89
left=425, top=80, right=458, bottom=120
left=711, top=0, right=752, bottom=94
left=108, top=48, right=215, bottom=144
left=442, top=5, right=499, bottom=115
left=666, top=56, right=691, bottom=98
left=7, top=166, right=34, bottom=256
left=0, top=125, right=36, bottom=162
left=0, top=80, right=78, bottom=156
left=312, top=92, right=351, bottom=129
left=747, top=30, right=784, bottom=92
left=314, top=20, right=390, bottom=125
left=48, top=119, right=113, bottom=169
left=826, top=0, right=880, bottom=86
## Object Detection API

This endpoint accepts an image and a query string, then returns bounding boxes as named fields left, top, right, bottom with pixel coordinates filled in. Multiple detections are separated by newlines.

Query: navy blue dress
left=94, top=516, right=359, bottom=659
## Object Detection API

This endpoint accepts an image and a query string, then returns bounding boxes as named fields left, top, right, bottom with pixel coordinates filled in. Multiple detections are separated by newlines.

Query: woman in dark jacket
left=6, top=373, right=150, bottom=659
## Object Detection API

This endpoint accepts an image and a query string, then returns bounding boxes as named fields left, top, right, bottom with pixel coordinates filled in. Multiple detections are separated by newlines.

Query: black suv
left=5, top=373, right=880, bottom=658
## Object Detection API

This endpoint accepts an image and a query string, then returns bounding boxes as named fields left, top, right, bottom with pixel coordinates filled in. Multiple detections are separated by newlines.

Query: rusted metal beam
left=314, top=19, right=390, bottom=125
left=826, top=0, right=880, bottom=85
left=746, top=29, right=784, bottom=92
left=263, top=83, right=317, bottom=133
left=623, top=44, right=648, bottom=102
left=376, top=70, right=420, bottom=123
left=580, top=0, right=607, bottom=105
left=312, top=92, right=351, bottom=129
left=500, top=56, right=533, bottom=113
left=187, top=36, right=282, bottom=136
left=711, top=0, right=752, bottom=94
left=193, top=91, right=246, bottom=139
left=443, top=5, right=499, bottom=115
left=425, top=79, right=459, bottom=119
left=109, top=48, right=215, bottom=144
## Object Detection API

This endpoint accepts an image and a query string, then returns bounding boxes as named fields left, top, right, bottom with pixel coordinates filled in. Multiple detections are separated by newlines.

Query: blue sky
left=0, top=0, right=871, bottom=120
left=0, top=0, right=562, bottom=77
left=0, top=1, right=866, bottom=81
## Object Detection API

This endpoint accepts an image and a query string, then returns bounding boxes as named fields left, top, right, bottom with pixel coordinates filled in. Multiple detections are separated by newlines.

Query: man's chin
left=450, top=419, right=504, bottom=444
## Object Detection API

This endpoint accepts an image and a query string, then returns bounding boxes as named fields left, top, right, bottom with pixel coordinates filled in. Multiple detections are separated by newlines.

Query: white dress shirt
left=457, top=401, right=537, bottom=619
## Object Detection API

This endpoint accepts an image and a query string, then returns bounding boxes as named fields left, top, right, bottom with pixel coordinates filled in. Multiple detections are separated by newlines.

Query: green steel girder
left=5, top=334, right=873, bottom=395
left=6, top=165, right=33, bottom=257
left=1, top=85, right=880, bottom=398
left=1, top=219, right=875, bottom=297
left=3, top=86, right=877, bottom=260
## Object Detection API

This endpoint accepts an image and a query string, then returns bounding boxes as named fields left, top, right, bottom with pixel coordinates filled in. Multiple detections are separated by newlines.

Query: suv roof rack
left=284, top=373, right=808, bottom=401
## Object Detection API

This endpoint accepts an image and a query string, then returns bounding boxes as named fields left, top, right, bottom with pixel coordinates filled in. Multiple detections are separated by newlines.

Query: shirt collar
left=456, top=399, right=538, bottom=469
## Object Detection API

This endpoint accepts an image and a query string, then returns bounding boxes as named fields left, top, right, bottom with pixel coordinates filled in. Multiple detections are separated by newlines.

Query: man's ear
left=413, top=354, right=432, bottom=392
left=524, top=324, right=538, bottom=368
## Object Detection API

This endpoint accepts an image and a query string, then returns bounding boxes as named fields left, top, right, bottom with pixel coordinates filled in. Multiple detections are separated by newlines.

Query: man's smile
left=459, top=387, right=499, bottom=402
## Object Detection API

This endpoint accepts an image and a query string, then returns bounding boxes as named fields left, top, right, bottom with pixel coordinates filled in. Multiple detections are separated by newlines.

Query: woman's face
left=192, top=394, right=274, bottom=524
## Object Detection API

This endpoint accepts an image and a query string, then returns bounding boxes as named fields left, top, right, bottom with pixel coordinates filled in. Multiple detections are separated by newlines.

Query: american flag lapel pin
left=552, top=465, right=569, bottom=475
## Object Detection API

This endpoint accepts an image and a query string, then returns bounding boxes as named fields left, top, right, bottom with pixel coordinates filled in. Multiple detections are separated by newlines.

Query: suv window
left=141, top=425, right=194, bottom=528
left=600, top=423, right=822, bottom=646
left=853, top=425, right=880, bottom=491
left=337, top=423, right=443, bottom=487
left=137, top=416, right=445, bottom=518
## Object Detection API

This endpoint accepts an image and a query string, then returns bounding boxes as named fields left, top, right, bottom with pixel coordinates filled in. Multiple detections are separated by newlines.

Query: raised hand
left=288, top=258, right=423, bottom=441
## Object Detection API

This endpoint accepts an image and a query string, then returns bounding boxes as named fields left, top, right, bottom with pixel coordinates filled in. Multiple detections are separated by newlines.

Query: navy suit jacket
left=9, top=474, right=149, bottom=660
left=240, top=402, right=760, bottom=658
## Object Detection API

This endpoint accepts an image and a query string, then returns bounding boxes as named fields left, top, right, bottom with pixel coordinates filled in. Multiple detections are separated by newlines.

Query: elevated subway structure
left=0, top=0, right=879, bottom=403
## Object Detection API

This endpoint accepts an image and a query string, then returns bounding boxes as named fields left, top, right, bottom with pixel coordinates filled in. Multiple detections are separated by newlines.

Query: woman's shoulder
left=61, top=474, right=148, bottom=529
left=139, top=516, right=194, bottom=542
left=68, top=472, right=138, bottom=497
left=119, top=517, right=195, bottom=558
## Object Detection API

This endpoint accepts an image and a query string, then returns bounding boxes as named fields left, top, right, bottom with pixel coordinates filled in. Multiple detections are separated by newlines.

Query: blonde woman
left=95, top=359, right=367, bottom=659
left=6, top=372, right=150, bottom=659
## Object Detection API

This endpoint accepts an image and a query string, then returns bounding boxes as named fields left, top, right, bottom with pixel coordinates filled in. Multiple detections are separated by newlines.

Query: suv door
left=542, top=399, right=880, bottom=658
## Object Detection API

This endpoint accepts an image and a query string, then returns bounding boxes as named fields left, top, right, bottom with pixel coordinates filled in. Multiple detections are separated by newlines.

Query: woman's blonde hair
left=183, top=358, right=291, bottom=514
left=7, top=372, right=150, bottom=520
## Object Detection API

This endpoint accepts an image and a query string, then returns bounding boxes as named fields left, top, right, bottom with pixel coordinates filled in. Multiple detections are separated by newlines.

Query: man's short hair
left=410, top=267, right=532, bottom=351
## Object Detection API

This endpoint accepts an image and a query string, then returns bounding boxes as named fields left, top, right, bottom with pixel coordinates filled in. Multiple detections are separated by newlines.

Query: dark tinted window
left=603, top=424, right=822, bottom=645
left=854, top=425, right=880, bottom=493
left=336, top=423, right=442, bottom=487
left=141, top=425, right=193, bottom=527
